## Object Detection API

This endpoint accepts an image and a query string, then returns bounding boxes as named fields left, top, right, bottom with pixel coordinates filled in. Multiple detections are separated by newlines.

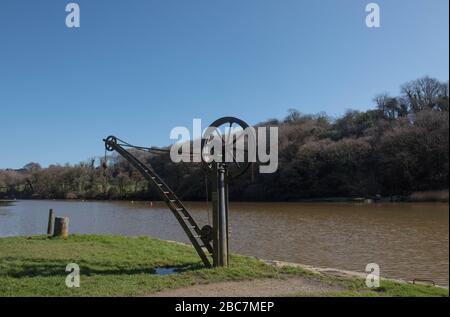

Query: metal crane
left=103, top=117, right=254, bottom=268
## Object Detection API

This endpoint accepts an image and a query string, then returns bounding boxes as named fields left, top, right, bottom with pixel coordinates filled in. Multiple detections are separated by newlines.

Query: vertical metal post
left=217, top=163, right=229, bottom=266
left=47, top=209, right=55, bottom=236
left=212, top=190, right=219, bottom=267
left=225, top=170, right=230, bottom=264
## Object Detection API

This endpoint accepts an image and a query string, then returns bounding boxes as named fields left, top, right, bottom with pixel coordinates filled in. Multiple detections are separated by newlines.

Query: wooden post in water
left=47, top=209, right=55, bottom=235
left=53, top=217, right=69, bottom=238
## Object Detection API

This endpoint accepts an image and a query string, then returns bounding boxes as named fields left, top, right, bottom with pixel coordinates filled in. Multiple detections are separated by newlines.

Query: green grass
left=0, top=235, right=448, bottom=297
left=302, top=273, right=449, bottom=297
left=0, top=235, right=300, bottom=296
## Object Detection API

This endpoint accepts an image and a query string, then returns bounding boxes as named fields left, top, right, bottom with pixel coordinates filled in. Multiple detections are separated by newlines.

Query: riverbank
left=0, top=200, right=15, bottom=206
left=0, top=235, right=447, bottom=297
left=407, top=190, right=449, bottom=202
left=3, top=189, right=448, bottom=203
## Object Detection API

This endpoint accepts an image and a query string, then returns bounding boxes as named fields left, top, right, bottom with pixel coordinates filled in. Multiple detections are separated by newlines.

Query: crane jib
left=103, top=136, right=213, bottom=268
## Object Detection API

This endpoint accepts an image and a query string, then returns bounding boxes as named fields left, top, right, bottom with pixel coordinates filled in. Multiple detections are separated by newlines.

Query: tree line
left=1, top=76, right=448, bottom=201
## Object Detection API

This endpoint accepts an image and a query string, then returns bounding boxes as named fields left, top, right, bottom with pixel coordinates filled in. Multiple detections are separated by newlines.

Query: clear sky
left=0, top=0, right=448, bottom=168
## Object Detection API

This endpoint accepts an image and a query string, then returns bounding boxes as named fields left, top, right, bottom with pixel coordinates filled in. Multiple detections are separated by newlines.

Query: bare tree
left=401, top=76, right=448, bottom=112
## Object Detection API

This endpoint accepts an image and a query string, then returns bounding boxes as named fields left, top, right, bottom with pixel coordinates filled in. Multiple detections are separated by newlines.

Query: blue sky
left=0, top=0, right=448, bottom=168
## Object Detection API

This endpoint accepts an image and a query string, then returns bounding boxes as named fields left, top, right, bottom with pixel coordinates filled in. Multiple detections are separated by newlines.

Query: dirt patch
left=149, top=276, right=343, bottom=297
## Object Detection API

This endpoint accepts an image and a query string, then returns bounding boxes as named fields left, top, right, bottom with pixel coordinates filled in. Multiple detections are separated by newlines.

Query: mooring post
left=217, top=164, right=229, bottom=266
left=53, top=217, right=69, bottom=238
left=47, top=209, right=55, bottom=235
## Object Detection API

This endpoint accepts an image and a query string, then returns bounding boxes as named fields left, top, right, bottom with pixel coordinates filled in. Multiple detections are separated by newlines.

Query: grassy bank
left=407, top=190, right=449, bottom=202
left=0, top=235, right=447, bottom=297
left=0, top=200, right=14, bottom=206
left=296, top=190, right=449, bottom=203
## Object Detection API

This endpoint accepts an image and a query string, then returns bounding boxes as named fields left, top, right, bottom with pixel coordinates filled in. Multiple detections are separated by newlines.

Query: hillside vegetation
left=1, top=76, right=448, bottom=201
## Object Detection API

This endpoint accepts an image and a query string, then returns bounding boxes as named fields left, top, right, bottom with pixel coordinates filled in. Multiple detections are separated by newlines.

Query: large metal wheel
left=104, top=135, right=118, bottom=152
left=201, top=117, right=255, bottom=178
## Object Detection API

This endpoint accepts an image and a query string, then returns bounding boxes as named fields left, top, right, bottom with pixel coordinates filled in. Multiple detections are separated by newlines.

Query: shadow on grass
left=1, top=257, right=204, bottom=278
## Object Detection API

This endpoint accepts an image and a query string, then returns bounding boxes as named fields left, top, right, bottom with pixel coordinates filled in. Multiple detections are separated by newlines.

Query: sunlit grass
left=0, top=235, right=448, bottom=297
left=0, top=235, right=298, bottom=296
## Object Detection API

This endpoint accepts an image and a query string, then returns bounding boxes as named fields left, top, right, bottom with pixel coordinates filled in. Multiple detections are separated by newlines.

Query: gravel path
left=150, top=277, right=343, bottom=297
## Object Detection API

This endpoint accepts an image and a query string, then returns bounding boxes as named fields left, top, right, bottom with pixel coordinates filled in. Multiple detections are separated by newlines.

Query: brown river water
left=0, top=200, right=448, bottom=285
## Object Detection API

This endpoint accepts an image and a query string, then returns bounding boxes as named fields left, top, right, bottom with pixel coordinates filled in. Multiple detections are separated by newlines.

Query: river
left=0, top=200, right=448, bottom=286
